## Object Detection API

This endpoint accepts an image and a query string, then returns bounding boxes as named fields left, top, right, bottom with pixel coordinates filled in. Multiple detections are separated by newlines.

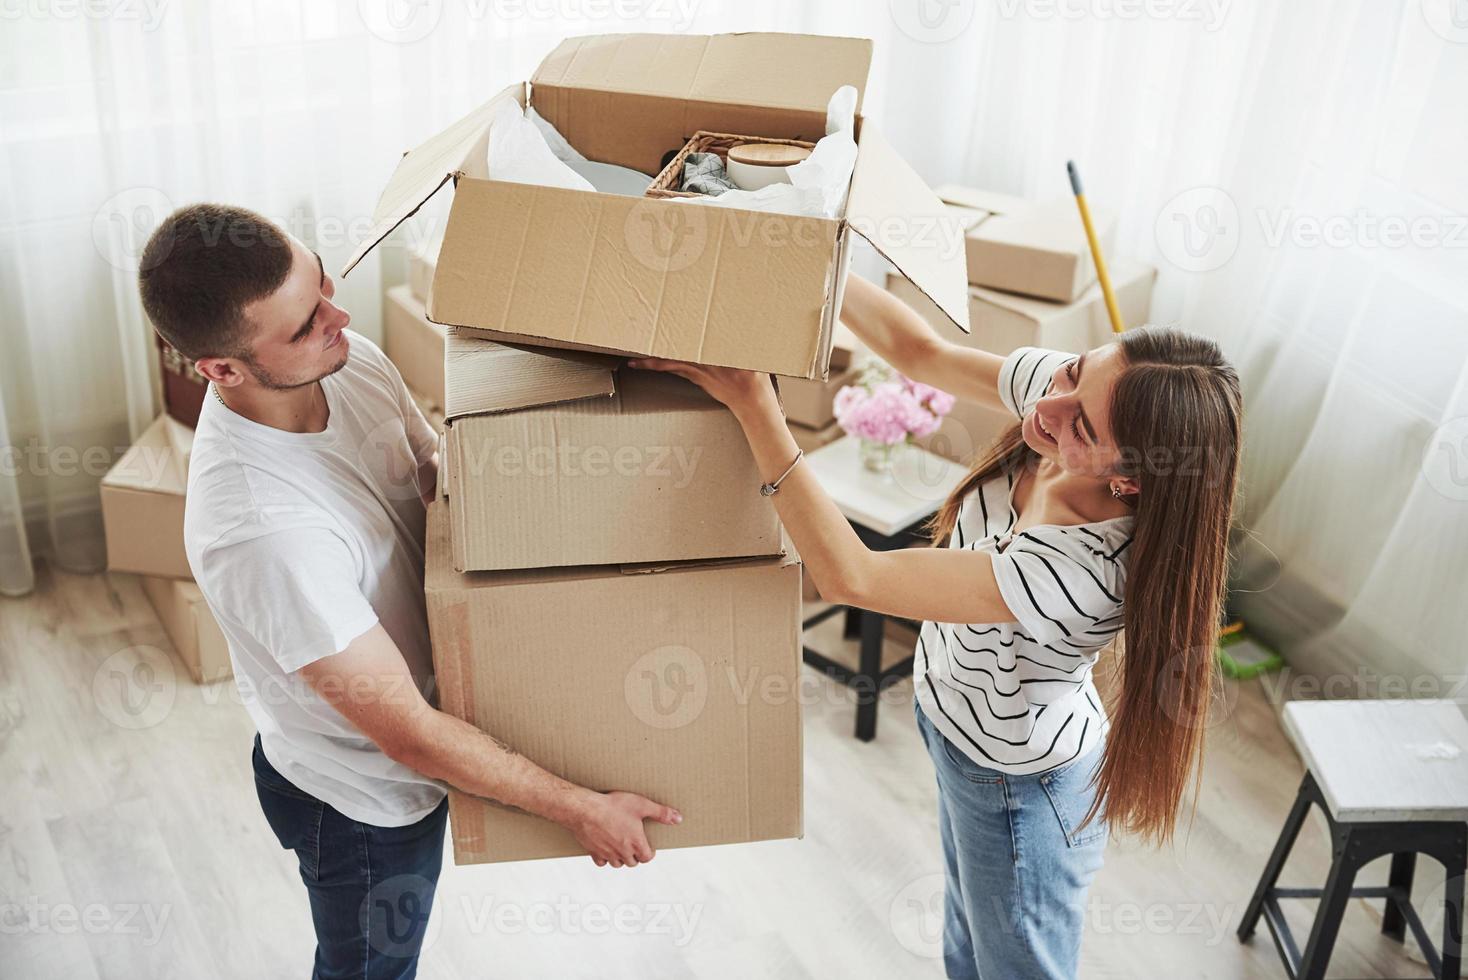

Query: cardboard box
left=443, top=325, right=617, bottom=421
left=423, top=503, right=803, bottom=864
left=790, top=421, right=844, bottom=455
left=778, top=346, right=857, bottom=430
left=445, top=368, right=783, bottom=572
left=161, top=414, right=194, bottom=467
left=936, top=185, right=1117, bottom=303
left=100, top=414, right=190, bottom=579
left=342, top=32, right=971, bottom=380
left=408, top=237, right=441, bottom=305
left=886, top=259, right=1155, bottom=358
left=384, top=285, right=446, bottom=412
left=141, top=575, right=231, bottom=683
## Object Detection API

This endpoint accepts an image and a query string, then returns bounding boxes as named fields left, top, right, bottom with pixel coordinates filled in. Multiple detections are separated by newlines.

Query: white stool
left=1238, top=699, right=1468, bottom=979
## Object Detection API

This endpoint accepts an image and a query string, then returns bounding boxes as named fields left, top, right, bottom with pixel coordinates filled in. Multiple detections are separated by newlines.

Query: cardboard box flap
left=341, top=82, right=525, bottom=278
left=934, top=184, right=1030, bottom=217
left=846, top=123, right=970, bottom=335
left=532, top=33, right=872, bottom=116
left=443, top=327, right=618, bottom=420
left=101, top=415, right=187, bottom=496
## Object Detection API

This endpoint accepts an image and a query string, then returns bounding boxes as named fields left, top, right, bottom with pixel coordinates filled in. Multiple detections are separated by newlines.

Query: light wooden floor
left=1, top=564, right=1432, bottom=979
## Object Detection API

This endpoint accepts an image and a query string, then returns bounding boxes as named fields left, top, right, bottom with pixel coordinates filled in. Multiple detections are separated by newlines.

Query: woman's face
left=1022, top=342, right=1128, bottom=481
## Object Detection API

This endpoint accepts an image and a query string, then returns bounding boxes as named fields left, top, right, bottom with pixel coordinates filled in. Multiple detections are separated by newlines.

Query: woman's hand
left=627, top=358, right=779, bottom=419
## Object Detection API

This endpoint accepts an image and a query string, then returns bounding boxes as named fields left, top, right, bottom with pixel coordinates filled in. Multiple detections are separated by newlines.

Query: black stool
left=1238, top=700, right=1468, bottom=979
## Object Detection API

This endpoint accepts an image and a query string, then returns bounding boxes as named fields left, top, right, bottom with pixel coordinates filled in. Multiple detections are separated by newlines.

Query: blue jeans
left=915, top=703, right=1107, bottom=980
left=252, top=735, right=448, bottom=980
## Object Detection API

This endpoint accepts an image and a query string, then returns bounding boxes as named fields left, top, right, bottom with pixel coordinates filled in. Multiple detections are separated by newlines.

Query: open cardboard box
left=342, top=32, right=970, bottom=381
left=424, top=502, right=802, bottom=864
left=100, top=414, right=191, bottom=579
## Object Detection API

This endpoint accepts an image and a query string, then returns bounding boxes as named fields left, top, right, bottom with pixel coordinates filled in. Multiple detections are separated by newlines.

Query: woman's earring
left=1111, top=485, right=1123, bottom=499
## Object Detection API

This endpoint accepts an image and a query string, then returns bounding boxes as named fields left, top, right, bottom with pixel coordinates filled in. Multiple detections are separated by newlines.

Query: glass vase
left=858, top=438, right=898, bottom=476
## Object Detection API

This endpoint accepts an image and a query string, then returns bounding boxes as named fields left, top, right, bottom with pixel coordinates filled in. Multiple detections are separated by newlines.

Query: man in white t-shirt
left=138, top=204, right=679, bottom=979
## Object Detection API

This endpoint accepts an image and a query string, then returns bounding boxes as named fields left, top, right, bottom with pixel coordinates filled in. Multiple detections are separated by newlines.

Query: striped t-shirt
left=914, top=346, right=1135, bottom=775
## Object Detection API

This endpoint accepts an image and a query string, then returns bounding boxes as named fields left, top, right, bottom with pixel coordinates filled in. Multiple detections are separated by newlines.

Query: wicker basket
left=646, top=131, right=817, bottom=199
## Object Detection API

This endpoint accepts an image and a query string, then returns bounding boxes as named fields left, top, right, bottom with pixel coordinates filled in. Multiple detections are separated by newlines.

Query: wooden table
left=800, top=437, right=967, bottom=741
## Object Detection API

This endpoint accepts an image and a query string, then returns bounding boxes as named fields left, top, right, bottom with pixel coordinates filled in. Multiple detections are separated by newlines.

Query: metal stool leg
left=1443, top=862, right=1464, bottom=980
left=1383, top=852, right=1417, bottom=943
left=1239, top=774, right=1315, bottom=941
left=853, top=610, right=883, bottom=742
left=1297, top=825, right=1361, bottom=980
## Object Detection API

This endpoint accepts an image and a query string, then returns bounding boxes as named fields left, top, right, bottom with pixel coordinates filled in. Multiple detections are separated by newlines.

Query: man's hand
left=569, top=790, right=682, bottom=868
left=299, top=625, right=685, bottom=868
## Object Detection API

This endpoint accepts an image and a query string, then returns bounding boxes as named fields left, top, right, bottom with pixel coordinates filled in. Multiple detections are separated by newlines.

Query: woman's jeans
left=915, top=703, right=1108, bottom=980
left=252, top=735, right=448, bottom=980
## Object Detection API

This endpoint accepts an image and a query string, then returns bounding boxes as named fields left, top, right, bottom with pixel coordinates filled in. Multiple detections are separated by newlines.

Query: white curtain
left=3, top=1, right=1465, bottom=691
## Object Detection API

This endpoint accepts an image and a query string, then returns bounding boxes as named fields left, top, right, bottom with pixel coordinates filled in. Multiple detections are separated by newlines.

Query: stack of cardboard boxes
left=384, top=251, right=448, bottom=423
left=99, top=414, right=231, bottom=683
left=885, top=185, right=1156, bottom=463
left=350, top=32, right=974, bottom=863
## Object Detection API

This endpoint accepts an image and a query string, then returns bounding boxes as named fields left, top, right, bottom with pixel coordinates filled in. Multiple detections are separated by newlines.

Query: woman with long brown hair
left=632, top=271, right=1242, bottom=979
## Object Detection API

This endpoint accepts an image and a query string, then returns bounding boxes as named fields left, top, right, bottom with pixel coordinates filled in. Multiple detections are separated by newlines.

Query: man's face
left=234, top=237, right=351, bottom=391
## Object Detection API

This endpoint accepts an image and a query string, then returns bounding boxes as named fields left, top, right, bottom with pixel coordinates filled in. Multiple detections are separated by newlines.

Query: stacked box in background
left=882, top=186, right=1157, bottom=465
left=384, top=283, right=447, bottom=427
left=100, top=415, right=231, bottom=683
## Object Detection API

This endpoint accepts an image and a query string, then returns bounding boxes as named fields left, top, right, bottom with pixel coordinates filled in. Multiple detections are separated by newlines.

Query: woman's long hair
left=927, top=327, right=1242, bottom=843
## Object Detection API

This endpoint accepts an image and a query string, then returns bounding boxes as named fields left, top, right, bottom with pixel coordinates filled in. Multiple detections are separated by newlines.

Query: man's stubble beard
left=242, top=350, right=350, bottom=391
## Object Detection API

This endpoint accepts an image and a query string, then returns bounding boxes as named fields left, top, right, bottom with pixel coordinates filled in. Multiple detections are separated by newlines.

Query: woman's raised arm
left=839, top=273, right=1007, bottom=412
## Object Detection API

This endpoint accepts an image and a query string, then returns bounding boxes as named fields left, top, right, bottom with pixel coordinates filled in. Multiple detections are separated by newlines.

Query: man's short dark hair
left=137, top=203, right=294, bottom=360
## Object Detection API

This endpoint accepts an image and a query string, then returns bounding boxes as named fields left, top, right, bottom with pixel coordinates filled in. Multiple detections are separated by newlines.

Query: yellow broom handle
left=1068, top=160, right=1124, bottom=334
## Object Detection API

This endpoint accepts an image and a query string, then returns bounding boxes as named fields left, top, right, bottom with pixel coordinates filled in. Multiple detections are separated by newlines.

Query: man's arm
left=416, top=451, right=439, bottom=508
left=299, top=624, right=681, bottom=868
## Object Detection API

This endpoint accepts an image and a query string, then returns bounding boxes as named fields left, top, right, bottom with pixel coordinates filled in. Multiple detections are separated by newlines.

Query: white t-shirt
left=914, top=347, right=1135, bottom=775
left=184, top=330, right=447, bottom=827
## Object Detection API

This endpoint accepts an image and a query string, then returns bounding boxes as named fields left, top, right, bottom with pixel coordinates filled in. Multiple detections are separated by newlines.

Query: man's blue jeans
left=915, top=703, right=1108, bottom=979
left=252, top=735, right=448, bottom=980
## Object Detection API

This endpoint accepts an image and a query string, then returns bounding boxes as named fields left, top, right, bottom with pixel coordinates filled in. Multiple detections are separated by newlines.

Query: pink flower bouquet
left=833, top=360, right=955, bottom=471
